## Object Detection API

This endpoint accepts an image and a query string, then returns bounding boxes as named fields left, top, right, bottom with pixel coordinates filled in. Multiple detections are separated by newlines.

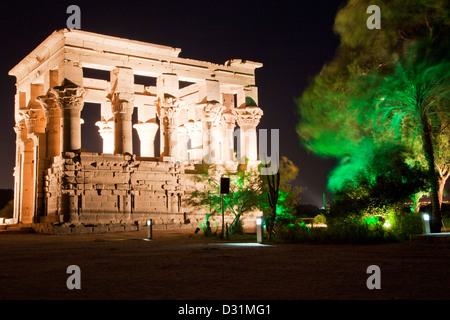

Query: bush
left=274, top=211, right=420, bottom=244
left=314, top=214, right=327, bottom=224
left=0, top=199, right=13, bottom=219
left=386, top=210, right=423, bottom=241
left=275, top=222, right=311, bottom=243
left=231, top=218, right=245, bottom=235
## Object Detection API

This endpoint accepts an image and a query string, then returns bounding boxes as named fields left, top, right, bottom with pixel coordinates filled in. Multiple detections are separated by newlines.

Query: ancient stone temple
left=9, top=29, right=263, bottom=234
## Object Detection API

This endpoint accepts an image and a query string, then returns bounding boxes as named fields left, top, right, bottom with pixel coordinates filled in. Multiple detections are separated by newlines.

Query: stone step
left=0, top=224, right=35, bottom=234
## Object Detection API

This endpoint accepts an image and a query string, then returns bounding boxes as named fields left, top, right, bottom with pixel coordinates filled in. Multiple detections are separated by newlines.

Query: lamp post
left=422, top=213, right=431, bottom=234
left=256, top=217, right=264, bottom=243
left=147, top=219, right=153, bottom=240
left=220, top=177, right=230, bottom=239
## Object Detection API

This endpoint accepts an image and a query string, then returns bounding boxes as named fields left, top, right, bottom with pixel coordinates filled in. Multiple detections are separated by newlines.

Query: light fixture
left=422, top=213, right=431, bottom=234
left=147, top=219, right=153, bottom=240
left=256, top=217, right=264, bottom=243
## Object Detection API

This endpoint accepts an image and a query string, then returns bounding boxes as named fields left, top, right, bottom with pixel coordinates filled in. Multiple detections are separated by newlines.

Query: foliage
left=0, top=199, right=13, bottom=219
left=297, top=0, right=450, bottom=232
left=314, top=214, right=327, bottom=224
left=274, top=206, right=423, bottom=244
left=186, top=165, right=263, bottom=235
left=265, top=162, right=280, bottom=241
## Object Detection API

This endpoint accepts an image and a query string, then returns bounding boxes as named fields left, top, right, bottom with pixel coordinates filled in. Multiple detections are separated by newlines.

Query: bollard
left=422, top=214, right=431, bottom=234
left=256, top=217, right=264, bottom=243
left=147, top=219, right=153, bottom=240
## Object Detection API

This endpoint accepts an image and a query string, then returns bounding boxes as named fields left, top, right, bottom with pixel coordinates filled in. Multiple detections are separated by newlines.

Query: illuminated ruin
left=9, top=29, right=263, bottom=233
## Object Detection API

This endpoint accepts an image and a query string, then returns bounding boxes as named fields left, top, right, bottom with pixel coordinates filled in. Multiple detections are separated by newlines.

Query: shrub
left=386, top=210, right=423, bottom=241
left=314, top=214, right=327, bottom=224
left=275, top=222, right=310, bottom=243
left=0, top=199, right=13, bottom=219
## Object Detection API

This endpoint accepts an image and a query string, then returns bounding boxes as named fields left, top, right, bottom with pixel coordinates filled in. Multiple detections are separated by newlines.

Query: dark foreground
left=0, top=229, right=448, bottom=300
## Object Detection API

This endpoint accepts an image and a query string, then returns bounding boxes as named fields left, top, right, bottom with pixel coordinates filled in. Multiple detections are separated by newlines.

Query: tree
left=371, top=39, right=450, bottom=232
left=186, top=165, right=263, bottom=235
left=260, top=156, right=305, bottom=240
left=265, top=166, right=280, bottom=241
left=297, top=0, right=449, bottom=231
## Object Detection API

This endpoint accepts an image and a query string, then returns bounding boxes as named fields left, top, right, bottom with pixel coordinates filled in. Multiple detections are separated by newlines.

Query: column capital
left=109, top=92, right=134, bottom=114
left=95, top=119, right=114, bottom=133
left=199, top=102, right=225, bottom=127
left=232, top=106, right=263, bottom=128
left=49, top=80, right=86, bottom=111
left=184, top=120, right=202, bottom=135
left=13, top=121, right=27, bottom=137
left=18, top=108, right=46, bottom=135
left=222, top=109, right=236, bottom=127
left=36, top=94, right=60, bottom=125
left=156, top=95, right=182, bottom=127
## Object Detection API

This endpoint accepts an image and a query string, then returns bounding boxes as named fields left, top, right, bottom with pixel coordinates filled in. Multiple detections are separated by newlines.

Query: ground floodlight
left=256, top=217, right=264, bottom=243
left=422, top=213, right=430, bottom=234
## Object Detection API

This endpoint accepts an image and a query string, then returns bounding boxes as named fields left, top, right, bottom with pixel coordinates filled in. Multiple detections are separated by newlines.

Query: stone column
left=13, top=122, right=26, bottom=223
left=156, top=73, right=180, bottom=158
left=111, top=92, right=134, bottom=154
left=17, top=107, right=47, bottom=223
left=222, top=110, right=236, bottom=163
left=184, top=120, right=203, bottom=163
left=95, top=119, right=114, bottom=154
left=109, top=67, right=135, bottom=155
left=233, top=106, right=263, bottom=164
left=133, top=122, right=159, bottom=157
left=201, top=102, right=225, bottom=164
left=37, top=94, right=60, bottom=159
left=157, top=96, right=181, bottom=158
left=50, top=82, right=86, bottom=152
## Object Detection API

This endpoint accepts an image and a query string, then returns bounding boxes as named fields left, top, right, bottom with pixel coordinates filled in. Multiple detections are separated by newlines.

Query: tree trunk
left=438, top=173, right=449, bottom=209
left=421, top=114, right=441, bottom=233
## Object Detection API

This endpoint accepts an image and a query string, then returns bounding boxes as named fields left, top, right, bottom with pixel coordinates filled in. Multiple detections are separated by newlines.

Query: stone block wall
left=43, top=152, right=189, bottom=230
left=39, top=152, right=260, bottom=234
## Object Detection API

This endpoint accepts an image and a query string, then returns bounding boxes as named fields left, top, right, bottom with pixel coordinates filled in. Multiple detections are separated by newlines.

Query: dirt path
left=0, top=229, right=448, bottom=300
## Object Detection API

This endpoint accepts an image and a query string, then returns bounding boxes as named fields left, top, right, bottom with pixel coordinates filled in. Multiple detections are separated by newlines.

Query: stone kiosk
left=9, top=29, right=263, bottom=234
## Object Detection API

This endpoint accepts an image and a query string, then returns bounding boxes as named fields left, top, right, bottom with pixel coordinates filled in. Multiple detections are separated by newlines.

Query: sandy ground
left=0, top=228, right=448, bottom=301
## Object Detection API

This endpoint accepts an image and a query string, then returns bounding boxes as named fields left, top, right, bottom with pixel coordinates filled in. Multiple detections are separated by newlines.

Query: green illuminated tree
left=371, top=39, right=450, bottom=232
left=297, top=0, right=449, bottom=232
left=260, top=156, right=305, bottom=240
left=186, top=165, right=263, bottom=235
left=265, top=166, right=280, bottom=241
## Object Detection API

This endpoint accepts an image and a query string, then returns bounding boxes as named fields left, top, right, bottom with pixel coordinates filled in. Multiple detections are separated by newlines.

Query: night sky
left=0, top=0, right=345, bottom=206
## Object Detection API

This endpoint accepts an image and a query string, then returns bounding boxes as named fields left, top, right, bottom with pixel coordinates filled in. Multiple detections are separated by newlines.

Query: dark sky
left=0, top=0, right=345, bottom=206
